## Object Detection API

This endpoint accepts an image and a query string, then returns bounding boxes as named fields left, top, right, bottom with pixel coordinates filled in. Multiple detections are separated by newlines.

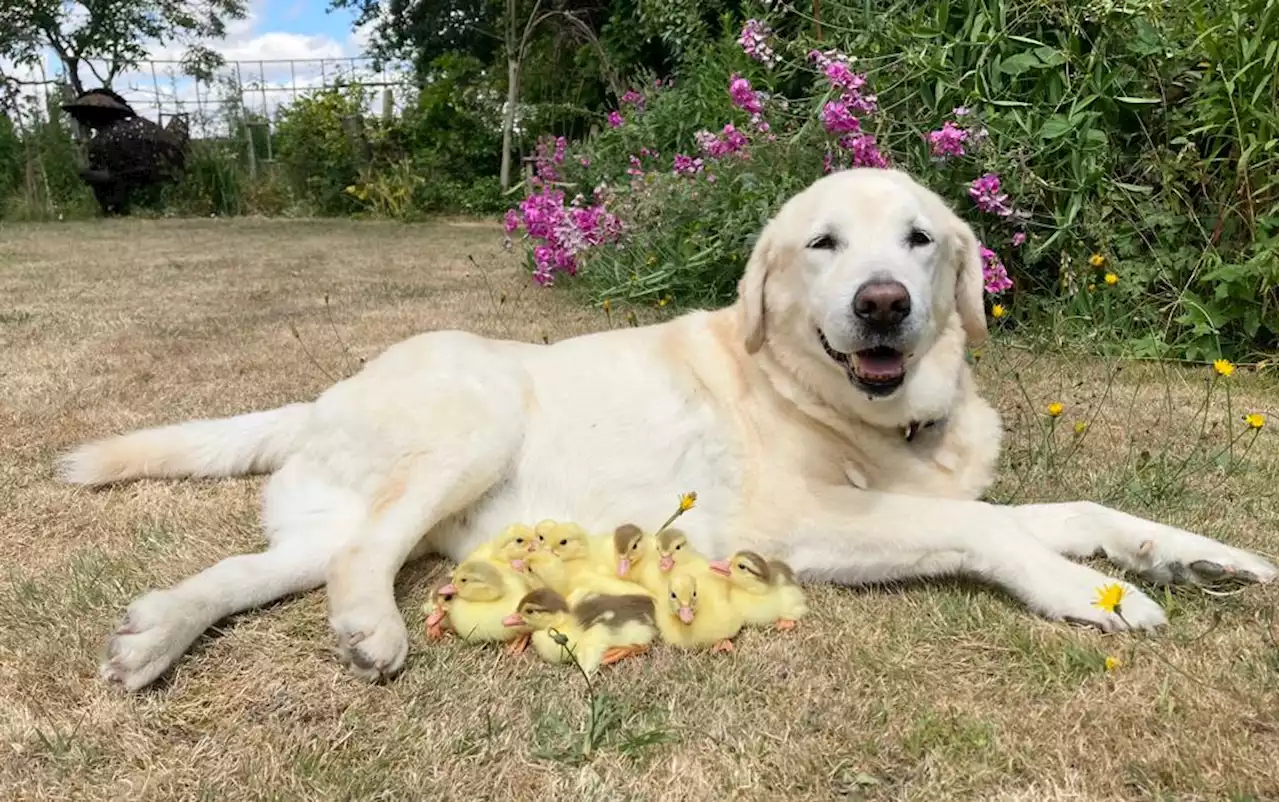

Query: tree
left=0, top=0, right=248, bottom=95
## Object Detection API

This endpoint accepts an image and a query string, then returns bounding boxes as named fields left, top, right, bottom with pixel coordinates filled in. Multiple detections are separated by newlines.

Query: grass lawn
left=0, top=218, right=1275, bottom=801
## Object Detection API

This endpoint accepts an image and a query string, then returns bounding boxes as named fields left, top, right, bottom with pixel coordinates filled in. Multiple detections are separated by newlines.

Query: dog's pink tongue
left=854, top=350, right=904, bottom=381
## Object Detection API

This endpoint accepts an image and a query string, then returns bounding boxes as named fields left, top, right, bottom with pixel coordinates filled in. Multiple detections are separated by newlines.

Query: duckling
left=472, top=523, right=540, bottom=574
left=636, top=527, right=709, bottom=597
left=709, top=550, right=809, bottom=631
left=501, top=588, right=657, bottom=674
left=655, top=572, right=742, bottom=653
left=765, top=557, right=809, bottom=631
left=528, top=522, right=646, bottom=596
left=526, top=542, right=649, bottom=599
left=610, top=523, right=654, bottom=581
left=436, top=560, right=535, bottom=654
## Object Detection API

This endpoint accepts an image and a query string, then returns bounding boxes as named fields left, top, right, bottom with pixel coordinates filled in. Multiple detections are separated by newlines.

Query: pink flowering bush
left=503, top=21, right=1035, bottom=308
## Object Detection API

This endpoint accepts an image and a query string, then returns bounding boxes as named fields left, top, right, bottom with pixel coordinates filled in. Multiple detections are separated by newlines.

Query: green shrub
left=274, top=84, right=368, bottom=215
left=504, top=0, right=1278, bottom=363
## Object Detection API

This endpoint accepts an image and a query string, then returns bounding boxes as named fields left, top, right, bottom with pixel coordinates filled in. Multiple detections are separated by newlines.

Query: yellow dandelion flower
left=657, top=296, right=670, bottom=308
left=655, top=491, right=698, bottom=535
left=1073, top=420, right=1088, bottom=435
left=1093, top=583, right=1127, bottom=614
left=991, top=304, right=1005, bottom=319
left=1244, top=413, right=1265, bottom=429
left=1103, top=273, right=1118, bottom=286
left=1105, top=656, right=1120, bottom=672
left=1089, top=253, right=1106, bottom=268
left=1047, top=402, right=1064, bottom=418
left=1213, top=359, right=1235, bottom=377
left=602, top=298, right=612, bottom=313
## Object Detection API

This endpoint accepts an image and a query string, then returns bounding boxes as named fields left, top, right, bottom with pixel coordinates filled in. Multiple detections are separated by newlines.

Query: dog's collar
left=903, top=418, right=943, bottom=443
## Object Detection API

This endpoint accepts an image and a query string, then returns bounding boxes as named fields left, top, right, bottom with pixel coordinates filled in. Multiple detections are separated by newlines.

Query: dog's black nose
left=853, top=280, right=911, bottom=329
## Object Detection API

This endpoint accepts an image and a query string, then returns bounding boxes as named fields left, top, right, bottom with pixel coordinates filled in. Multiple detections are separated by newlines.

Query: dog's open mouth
left=819, top=330, right=906, bottom=395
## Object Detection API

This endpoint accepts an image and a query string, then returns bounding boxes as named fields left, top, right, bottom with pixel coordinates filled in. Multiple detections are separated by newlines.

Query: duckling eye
left=514, top=537, right=525, bottom=545
left=675, top=544, right=682, bottom=551
left=737, top=563, right=746, bottom=571
left=669, top=592, right=677, bottom=599
left=559, top=538, right=568, bottom=547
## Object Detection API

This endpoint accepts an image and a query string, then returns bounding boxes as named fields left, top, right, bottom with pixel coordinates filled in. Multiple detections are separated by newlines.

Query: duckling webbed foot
left=505, top=632, right=530, bottom=655
left=601, top=644, right=649, bottom=665
left=775, top=618, right=797, bottom=632
left=711, top=639, right=735, bottom=654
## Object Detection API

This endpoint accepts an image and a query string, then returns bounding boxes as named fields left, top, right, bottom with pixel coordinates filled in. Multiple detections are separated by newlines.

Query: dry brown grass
left=0, top=218, right=1276, bottom=802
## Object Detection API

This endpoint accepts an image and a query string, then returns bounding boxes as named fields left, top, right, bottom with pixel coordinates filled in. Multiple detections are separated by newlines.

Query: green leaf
left=1115, top=96, right=1162, bottom=105
left=1040, top=115, right=1075, bottom=139
left=1000, top=52, right=1042, bottom=76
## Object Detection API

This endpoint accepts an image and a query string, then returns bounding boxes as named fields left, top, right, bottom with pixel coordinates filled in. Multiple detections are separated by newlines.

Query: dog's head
left=738, top=168, right=985, bottom=407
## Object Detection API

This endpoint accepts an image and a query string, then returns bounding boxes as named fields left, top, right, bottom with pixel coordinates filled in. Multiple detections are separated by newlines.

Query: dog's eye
left=906, top=228, right=933, bottom=248
left=806, top=233, right=838, bottom=250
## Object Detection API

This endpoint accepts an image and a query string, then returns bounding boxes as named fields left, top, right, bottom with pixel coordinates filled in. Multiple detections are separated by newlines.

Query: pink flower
left=1011, top=232, right=1027, bottom=247
left=969, top=173, right=1013, bottom=217
left=824, top=62, right=866, bottom=94
left=607, top=111, right=624, bottom=128
left=672, top=153, right=704, bottom=175
left=503, top=209, right=520, bottom=234
left=953, top=106, right=970, bottom=117
left=823, top=150, right=835, bottom=174
left=821, top=101, right=861, bottom=134
left=729, top=74, right=764, bottom=116
left=979, top=245, right=1013, bottom=294
left=738, top=19, right=776, bottom=66
left=695, top=124, right=749, bottom=159
left=839, top=134, right=888, bottom=168
left=579, top=156, right=591, bottom=167
left=927, top=121, right=969, bottom=158
left=620, top=89, right=645, bottom=111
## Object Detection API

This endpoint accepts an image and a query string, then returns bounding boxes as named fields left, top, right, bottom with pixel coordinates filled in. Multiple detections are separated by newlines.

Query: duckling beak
left=438, top=583, right=459, bottom=599
left=659, top=554, right=675, bottom=572
left=677, top=606, right=695, bottom=624
left=501, top=613, right=525, bottom=628
left=709, top=560, right=731, bottom=577
left=616, top=557, right=631, bottom=577
left=527, top=540, right=539, bottom=553
left=426, top=608, right=447, bottom=628
left=509, top=558, right=527, bottom=572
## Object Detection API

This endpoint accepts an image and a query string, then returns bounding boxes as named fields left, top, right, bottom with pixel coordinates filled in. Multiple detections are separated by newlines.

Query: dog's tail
left=57, top=403, right=313, bottom=487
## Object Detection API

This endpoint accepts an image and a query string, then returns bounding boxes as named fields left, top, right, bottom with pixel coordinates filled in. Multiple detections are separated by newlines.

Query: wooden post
left=381, top=88, right=393, bottom=122
left=341, top=113, right=373, bottom=168
left=244, top=118, right=258, bottom=179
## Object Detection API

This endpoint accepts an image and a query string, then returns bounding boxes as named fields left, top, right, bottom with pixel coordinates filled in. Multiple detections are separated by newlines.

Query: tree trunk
left=499, top=57, right=519, bottom=191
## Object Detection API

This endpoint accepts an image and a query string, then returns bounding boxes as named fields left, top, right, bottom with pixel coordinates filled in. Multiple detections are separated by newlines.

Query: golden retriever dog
left=61, top=168, right=1276, bottom=690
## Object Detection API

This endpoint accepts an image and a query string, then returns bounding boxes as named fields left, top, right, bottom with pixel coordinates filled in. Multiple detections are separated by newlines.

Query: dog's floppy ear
left=949, top=214, right=988, bottom=346
left=739, top=222, right=777, bottom=353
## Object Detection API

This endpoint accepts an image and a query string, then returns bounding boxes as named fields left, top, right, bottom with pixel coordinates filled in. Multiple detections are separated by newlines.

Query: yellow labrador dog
left=63, top=168, right=1276, bottom=690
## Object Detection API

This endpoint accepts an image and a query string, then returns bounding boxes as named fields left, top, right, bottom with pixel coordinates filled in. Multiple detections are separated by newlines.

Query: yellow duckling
left=655, top=572, right=742, bottom=653
left=527, top=522, right=645, bottom=595
left=435, top=560, right=536, bottom=654
left=526, top=540, right=649, bottom=599
left=636, top=527, right=709, bottom=597
left=473, top=523, right=540, bottom=573
left=610, top=523, right=654, bottom=581
left=501, top=588, right=657, bottom=674
left=709, top=550, right=809, bottom=631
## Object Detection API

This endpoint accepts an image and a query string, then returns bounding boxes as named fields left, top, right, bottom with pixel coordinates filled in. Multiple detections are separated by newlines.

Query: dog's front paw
left=1033, top=562, right=1167, bottom=633
left=330, top=603, right=410, bottom=682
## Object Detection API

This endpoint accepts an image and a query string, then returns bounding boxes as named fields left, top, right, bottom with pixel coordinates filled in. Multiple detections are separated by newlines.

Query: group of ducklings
left=424, top=519, right=808, bottom=674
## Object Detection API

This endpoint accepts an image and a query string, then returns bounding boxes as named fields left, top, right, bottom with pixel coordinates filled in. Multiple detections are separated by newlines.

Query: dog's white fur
left=65, top=168, right=1276, bottom=690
